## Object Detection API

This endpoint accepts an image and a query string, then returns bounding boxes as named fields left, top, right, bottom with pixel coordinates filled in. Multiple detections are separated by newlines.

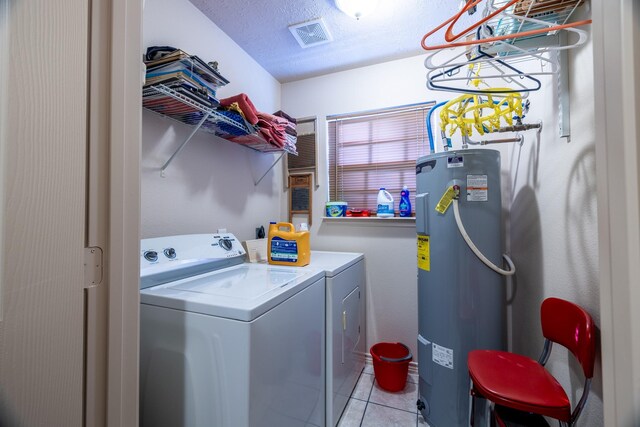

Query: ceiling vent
left=288, top=18, right=333, bottom=48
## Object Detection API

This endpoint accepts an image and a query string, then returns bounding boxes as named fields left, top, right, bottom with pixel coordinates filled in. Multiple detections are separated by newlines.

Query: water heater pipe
left=496, top=123, right=541, bottom=132
left=426, top=101, right=450, bottom=152
left=463, top=134, right=524, bottom=146
left=452, top=198, right=516, bottom=276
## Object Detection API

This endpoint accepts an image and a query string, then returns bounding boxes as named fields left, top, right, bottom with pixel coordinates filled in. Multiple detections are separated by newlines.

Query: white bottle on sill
left=376, top=188, right=394, bottom=218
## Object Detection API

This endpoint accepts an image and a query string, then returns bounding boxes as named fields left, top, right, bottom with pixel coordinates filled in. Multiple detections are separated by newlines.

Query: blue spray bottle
left=399, top=186, right=412, bottom=217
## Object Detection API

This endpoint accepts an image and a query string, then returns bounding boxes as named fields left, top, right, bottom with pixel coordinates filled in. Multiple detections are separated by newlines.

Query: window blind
left=327, top=103, right=433, bottom=214
left=288, top=118, right=316, bottom=170
left=288, top=133, right=316, bottom=169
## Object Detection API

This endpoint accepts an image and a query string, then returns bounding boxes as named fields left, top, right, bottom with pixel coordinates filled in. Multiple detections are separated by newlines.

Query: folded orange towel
left=220, top=93, right=259, bottom=125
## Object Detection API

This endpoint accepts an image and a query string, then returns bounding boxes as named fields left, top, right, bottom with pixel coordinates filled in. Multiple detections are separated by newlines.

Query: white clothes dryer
left=139, top=233, right=326, bottom=427
left=308, top=251, right=366, bottom=427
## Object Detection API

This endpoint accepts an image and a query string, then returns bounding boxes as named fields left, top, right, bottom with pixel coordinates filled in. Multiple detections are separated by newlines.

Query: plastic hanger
left=427, top=61, right=541, bottom=94
left=426, top=28, right=543, bottom=94
left=421, top=0, right=591, bottom=51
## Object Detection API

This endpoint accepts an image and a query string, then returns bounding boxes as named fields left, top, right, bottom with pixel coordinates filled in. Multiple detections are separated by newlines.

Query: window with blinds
left=327, top=103, right=433, bottom=215
left=288, top=118, right=316, bottom=171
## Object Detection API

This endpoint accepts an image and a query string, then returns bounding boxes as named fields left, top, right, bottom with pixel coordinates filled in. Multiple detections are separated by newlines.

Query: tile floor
left=337, top=364, right=429, bottom=427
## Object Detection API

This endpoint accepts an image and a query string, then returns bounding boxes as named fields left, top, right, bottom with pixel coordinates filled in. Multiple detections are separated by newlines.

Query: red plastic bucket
left=370, top=342, right=413, bottom=392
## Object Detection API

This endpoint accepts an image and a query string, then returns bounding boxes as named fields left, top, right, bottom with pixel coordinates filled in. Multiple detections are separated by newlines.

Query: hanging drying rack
left=420, top=0, right=590, bottom=138
left=143, top=83, right=297, bottom=183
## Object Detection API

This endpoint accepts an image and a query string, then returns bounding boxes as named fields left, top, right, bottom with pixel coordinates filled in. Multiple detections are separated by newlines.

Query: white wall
left=507, top=37, right=603, bottom=424
left=141, top=0, right=283, bottom=241
left=282, top=39, right=602, bottom=424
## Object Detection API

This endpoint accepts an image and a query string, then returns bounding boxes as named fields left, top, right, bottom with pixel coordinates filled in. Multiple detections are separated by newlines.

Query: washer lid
left=140, top=263, right=324, bottom=321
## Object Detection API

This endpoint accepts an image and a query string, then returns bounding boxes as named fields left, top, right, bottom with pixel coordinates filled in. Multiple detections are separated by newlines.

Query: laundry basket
left=370, top=342, right=413, bottom=392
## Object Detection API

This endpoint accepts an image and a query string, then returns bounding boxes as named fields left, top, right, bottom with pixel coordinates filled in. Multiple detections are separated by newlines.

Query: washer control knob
left=163, top=248, right=176, bottom=259
left=219, top=238, right=233, bottom=251
left=143, top=250, right=158, bottom=262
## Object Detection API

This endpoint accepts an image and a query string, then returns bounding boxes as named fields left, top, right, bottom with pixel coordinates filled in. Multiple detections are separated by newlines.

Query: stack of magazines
left=143, top=46, right=229, bottom=107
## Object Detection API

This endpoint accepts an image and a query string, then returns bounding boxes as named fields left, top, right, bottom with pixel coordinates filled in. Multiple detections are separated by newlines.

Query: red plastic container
left=370, top=342, right=413, bottom=392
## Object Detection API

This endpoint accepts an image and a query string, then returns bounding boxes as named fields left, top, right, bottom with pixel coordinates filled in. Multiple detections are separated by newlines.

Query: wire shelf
left=486, top=0, right=584, bottom=47
left=143, top=84, right=297, bottom=156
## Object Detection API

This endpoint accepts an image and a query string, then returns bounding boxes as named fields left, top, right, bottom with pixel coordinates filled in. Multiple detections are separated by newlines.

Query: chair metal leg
left=490, top=404, right=502, bottom=427
left=469, top=381, right=493, bottom=427
left=470, top=395, right=476, bottom=426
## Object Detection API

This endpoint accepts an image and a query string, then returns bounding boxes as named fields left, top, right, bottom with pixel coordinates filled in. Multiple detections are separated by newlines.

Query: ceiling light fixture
left=335, top=0, right=379, bottom=20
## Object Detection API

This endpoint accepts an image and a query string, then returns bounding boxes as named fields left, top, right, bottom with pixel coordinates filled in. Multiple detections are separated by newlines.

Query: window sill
left=322, top=216, right=416, bottom=227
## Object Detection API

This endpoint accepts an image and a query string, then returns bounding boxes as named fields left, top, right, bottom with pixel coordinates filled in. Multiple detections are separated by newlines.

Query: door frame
left=107, top=0, right=142, bottom=426
left=593, top=0, right=640, bottom=425
left=85, top=0, right=142, bottom=425
left=107, top=0, right=142, bottom=424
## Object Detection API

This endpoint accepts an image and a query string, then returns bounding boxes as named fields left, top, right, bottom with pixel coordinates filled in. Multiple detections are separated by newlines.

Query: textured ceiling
left=188, top=0, right=460, bottom=83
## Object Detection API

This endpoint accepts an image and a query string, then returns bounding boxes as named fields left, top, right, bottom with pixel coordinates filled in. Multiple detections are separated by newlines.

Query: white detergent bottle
left=376, top=188, right=394, bottom=218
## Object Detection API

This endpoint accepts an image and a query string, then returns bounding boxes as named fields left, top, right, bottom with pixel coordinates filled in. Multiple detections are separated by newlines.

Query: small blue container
left=326, top=201, right=347, bottom=217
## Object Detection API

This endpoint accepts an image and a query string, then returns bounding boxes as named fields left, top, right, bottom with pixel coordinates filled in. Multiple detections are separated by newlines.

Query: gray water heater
left=416, top=149, right=506, bottom=426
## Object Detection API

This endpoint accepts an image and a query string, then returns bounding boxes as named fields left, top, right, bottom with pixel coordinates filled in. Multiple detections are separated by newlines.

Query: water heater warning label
left=467, top=175, right=488, bottom=202
left=447, top=156, right=464, bottom=168
left=417, top=235, right=430, bottom=271
left=432, top=343, right=454, bottom=369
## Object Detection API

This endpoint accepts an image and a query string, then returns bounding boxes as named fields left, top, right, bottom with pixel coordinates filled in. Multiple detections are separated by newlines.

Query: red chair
left=467, top=297, right=597, bottom=427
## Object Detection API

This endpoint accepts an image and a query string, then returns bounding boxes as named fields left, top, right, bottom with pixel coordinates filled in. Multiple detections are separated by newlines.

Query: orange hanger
left=421, top=0, right=592, bottom=51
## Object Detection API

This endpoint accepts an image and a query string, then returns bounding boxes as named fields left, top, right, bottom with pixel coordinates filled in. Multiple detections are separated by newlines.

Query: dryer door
left=341, top=287, right=360, bottom=364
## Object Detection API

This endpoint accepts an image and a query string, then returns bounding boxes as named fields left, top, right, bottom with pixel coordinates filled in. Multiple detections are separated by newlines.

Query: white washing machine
left=309, top=251, right=366, bottom=427
left=139, top=233, right=326, bottom=427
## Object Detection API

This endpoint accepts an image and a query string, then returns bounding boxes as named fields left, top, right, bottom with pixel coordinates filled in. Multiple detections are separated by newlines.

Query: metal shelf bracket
left=160, top=112, right=211, bottom=177
left=558, top=31, right=571, bottom=140
left=254, top=152, right=286, bottom=186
